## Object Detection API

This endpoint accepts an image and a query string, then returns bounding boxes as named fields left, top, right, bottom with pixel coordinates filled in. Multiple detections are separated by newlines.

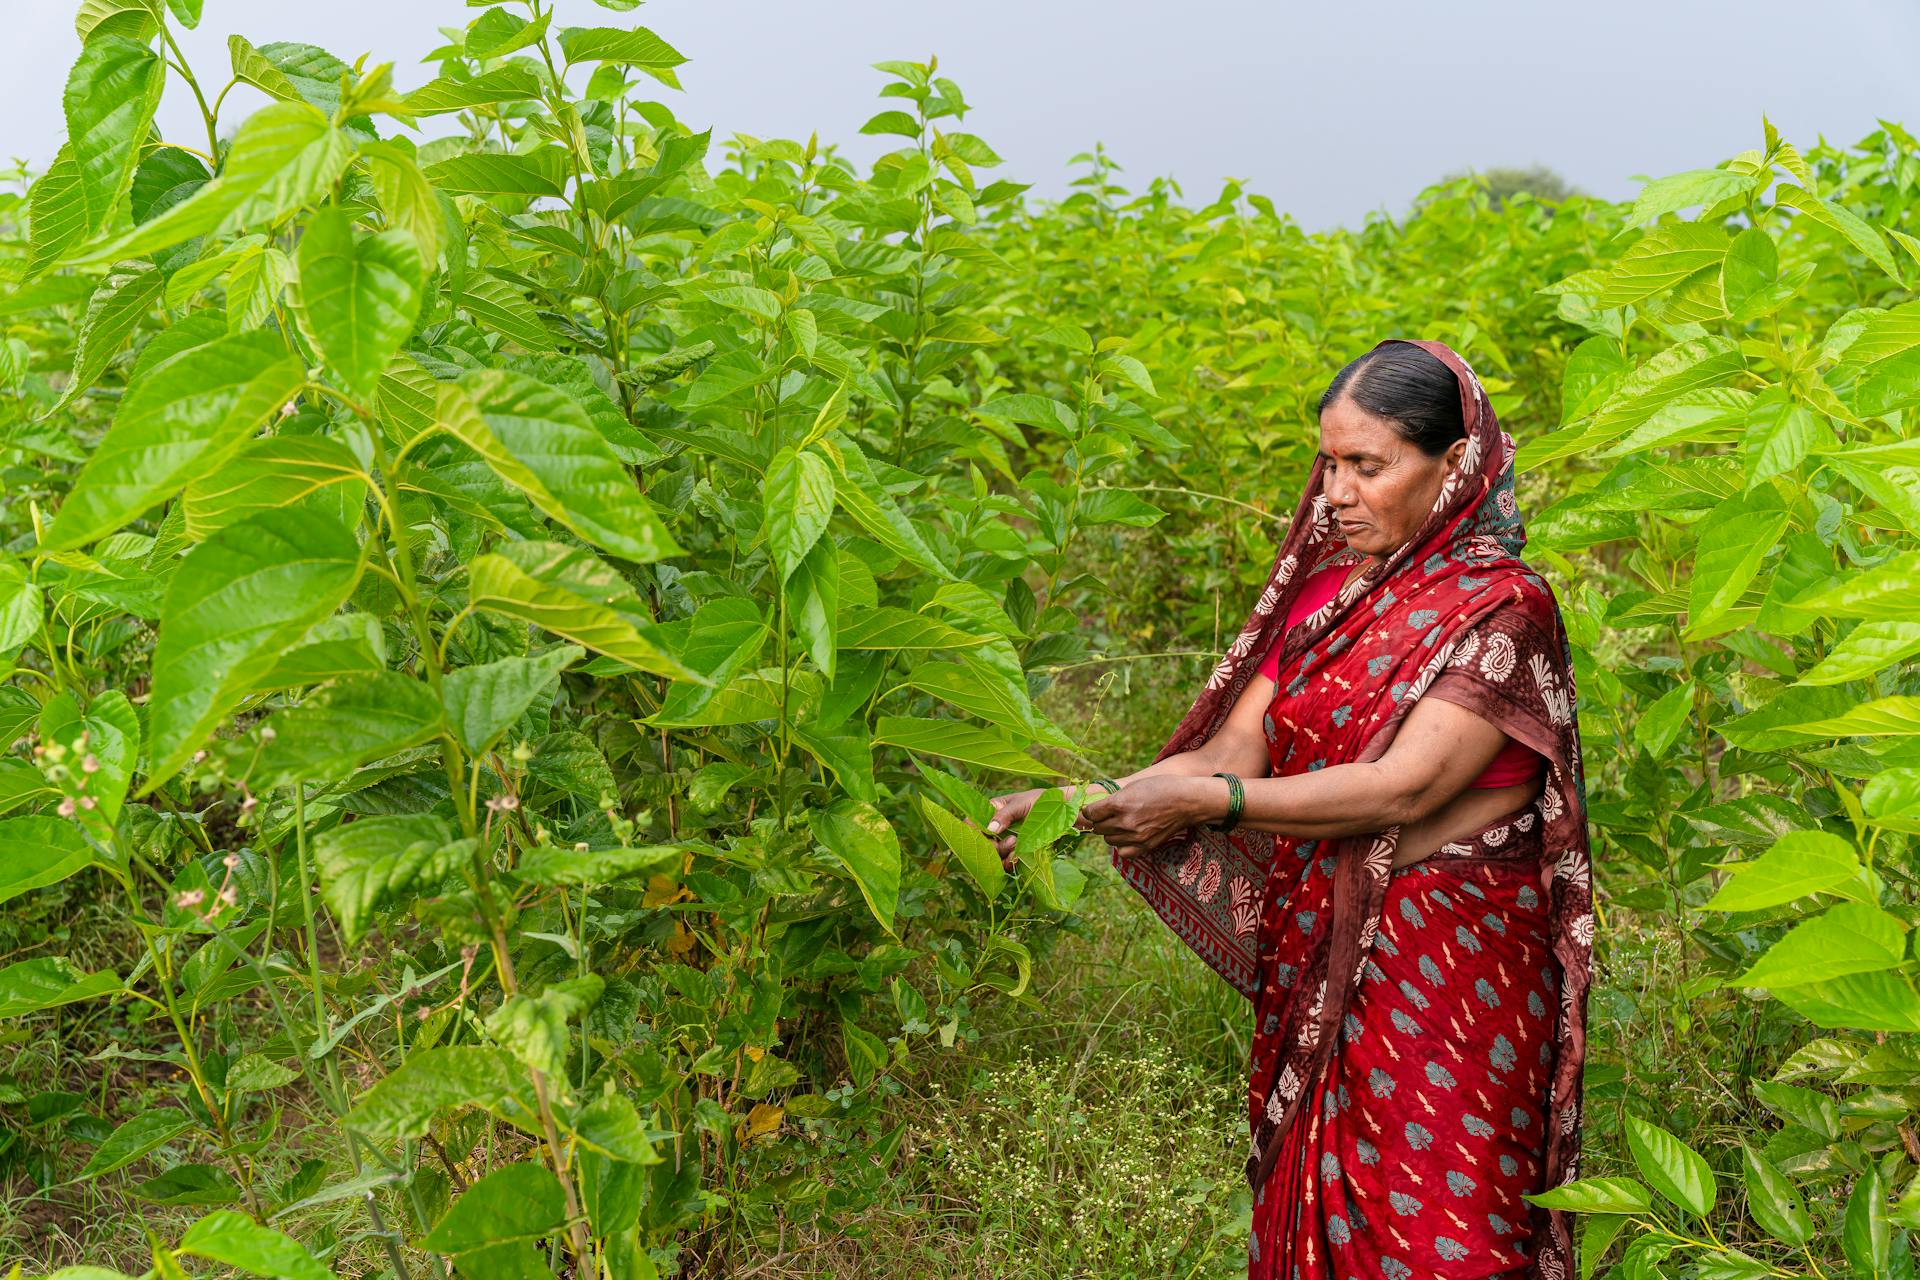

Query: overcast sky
left=5, top=0, right=1918, bottom=231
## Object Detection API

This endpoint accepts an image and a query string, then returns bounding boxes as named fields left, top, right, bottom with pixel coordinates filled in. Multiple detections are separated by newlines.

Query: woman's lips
left=1338, top=520, right=1368, bottom=533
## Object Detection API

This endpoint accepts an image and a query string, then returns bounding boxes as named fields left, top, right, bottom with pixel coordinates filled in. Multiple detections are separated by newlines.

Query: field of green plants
left=4, top=1, right=1920, bottom=1276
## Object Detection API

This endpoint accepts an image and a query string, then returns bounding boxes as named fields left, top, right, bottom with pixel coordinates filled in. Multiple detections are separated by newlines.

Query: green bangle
left=1089, top=777, right=1121, bottom=797
left=1209, top=772, right=1244, bottom=832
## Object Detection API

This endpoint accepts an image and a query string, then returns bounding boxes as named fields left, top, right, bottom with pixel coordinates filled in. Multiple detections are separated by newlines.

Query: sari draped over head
left=1115, top=340, right=1592, bottom=1279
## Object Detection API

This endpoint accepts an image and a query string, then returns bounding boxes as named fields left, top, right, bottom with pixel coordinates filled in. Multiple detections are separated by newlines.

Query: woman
left=987, top=339, right=1592, bottom=1280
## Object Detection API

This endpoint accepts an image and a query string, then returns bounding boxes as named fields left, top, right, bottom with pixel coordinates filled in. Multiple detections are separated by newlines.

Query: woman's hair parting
left=1316, top=343, right=1465, bottom=457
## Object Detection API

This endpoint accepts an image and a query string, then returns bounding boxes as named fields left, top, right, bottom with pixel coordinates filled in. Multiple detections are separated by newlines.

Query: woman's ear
left=1446, top=438, right=1469, bottom=471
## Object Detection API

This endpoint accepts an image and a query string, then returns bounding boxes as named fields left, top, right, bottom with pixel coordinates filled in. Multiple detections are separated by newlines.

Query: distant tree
left=1446, top=164, right=1583, bottom=209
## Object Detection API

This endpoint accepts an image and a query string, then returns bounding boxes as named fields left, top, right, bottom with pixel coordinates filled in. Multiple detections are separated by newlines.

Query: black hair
left=1316, top=343, right=1465, bottom=457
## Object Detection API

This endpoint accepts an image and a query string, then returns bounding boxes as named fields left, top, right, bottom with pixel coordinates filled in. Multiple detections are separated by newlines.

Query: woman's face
left=1317, top=393, right=1468, bottom=561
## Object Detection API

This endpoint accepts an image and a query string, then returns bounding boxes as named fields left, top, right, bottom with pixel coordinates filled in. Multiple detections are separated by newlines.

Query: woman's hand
left=984, top=787, right=1049, bottom=868
left=1081, top=775, right=1208, bottom=859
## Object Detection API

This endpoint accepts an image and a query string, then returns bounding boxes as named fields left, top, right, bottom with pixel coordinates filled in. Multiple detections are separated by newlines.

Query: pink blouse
left=1256, top=562, right=1542, bottom=790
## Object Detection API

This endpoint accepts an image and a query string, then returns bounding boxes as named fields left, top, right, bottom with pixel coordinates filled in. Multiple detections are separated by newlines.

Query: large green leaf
left=70, top=101, right=353, bottom=267
left=0, top=958, right=121, bottom=1020
left=1525, top=1176, right=1653, bottom=1215
left=1771, top=970, right=1920, bottom=1033
left=1683, top=487, right=1789, bottom=640
left=1623, top=1114, right=1716, bottom=1217
left=143, top=508, right=365, bottom=790
left=292, top=207, right=425, bottom=400
left=466, top=541, right=693, bottom=679
left=53, top=263, right=164, bottom=415
left=313, top=813, right=469, bottom=945
left=422, top=1162, right=566, bottom=1254
left=1702, top=830, right=1862, bottom=911
left=176, top=1210, right=329, bottom=1280
left=1798, top=620, right=1920, bottom=686
left=874, top=715, right=1058, bottom=776
left=0, top=816, right=101, bottom=907
left=424, top=148, right=569, bottom=198
left=915, top=793, right=1004, bottom=898
left=484, top=977, right=602, bottom=1082
left=181, top=435, right=368, bottom=541
left=78, top=1110, right=195, bottom=1181
left=1734, top=903, right=1907, bottom=989
left=514, top=844, right=679, bottom=887
left=786, top=537, right=839, bottom=680
left=62, top=35, right=165, bottom=234
left=404, top=66, right=543, bottom=115
left=764, top=447, right=835, bottom=582
left=442, top=645, right=582, bottom=755
left=1740, top=1143, right=1811, bottom=1246
left=809, top=798, right=901, bottom=931
left=439, top=373, right=681, bottom=563
left=250, top=671, right=448, bottom=788
left=346, top=1045, right=521, bottom=1143
left=45, top=330, right=306, bottom=552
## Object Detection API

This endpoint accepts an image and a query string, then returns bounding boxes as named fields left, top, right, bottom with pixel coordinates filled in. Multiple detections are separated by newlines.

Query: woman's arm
left=1082, top=692, right=1515, bottom=858
left=984, top=671, right=1278, bottom=858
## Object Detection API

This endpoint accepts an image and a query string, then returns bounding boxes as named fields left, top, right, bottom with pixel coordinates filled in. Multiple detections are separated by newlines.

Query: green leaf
left=313, top=813, right=468, bottom=945
left=915, top=794, right=1004, bottom=898
left=0, top=556, right=43, bottom=653
left=424, top=1163, right=566, bottom=1255
left=824, top=439, right=955, bottom=582
left=27, top=147, right=88, bottom=276
left=1595, top=223, right=1730, bottom=309
left=439, top=373, right=681, bottom=563
left=79, top=1110, right=195, bottom=1181
left=976, top=393, right=1077, bottom=433
left=1683, top=488, right=1789, bottom=640
left=63, top=35, right=166, bottom=234
left=0, top=816, right=101, bottom=907
left=651, top=599, right=768, bottom=722
left=567, top=1092, right=662, bottom=1163
left=1778, top=184, right=1902, bottom=283
left=840, top=607, right=991, bottom=652
left=226, top=33, right=300, bottom=101
left=346, top=1045, right=521, bottom=1143
left=465, top=6, right=550, bottom=60
left=1628, top=167, right=1754, bottom=224
left=786, top=538, right=839, bottom=680
left=130, top=1164, right=240, bottom=1208
left=46, top=330, right=306, bottom=552
left=442, top=645, right=582, bottom=755
left=764, top=448, right=835, bottom=583
left=1863, top=768, right=1920, bottom=835
left=484, top=978, right=602, bottom=1082
left=1742, top=398, right=1823, bottom=484
left=225, top=1053, right=299, bottom=1093
left=466, top=541, right=694, bottom=679
left=143, top=508, right=365, bottom=790
left=71, top=102, right=353, bottom=268
left=460, top=274, right=558, bottom=350
left=874, top=715, right=1058, bottom=776
left=1077, top=490, right=1166, bottom=527
left=1623, top=1114, right=1715, bottom=1217
left=1751, top=1080, right=1839, bottom=1139
left=404, top=66, right=543, bottom=115
left=53, top=263, right=165, bottom=415
left=251, top=671, right=447, bottom=788
left=0, top=958, right=121, bottom=1019
left=293, top=207, right=424, bottom=401
left=176, top=1210, right=328, bottom=1280
left=1703, top=831, right=1860, bottom=911
left=181, top=435, right=368, bottom=542
left=515, top=845, right=679, bottom=887
left=1740, top=1143, right=1811, bottom=1245
left=1786, top=551, right=1920, bottom=620
left=1524, top=1176, right=1653, bottom=1215
left=1771, top=970, right=1920, bottom=1032
left=809, top=798, right=902, bottom=931
left=424, top=148, right=569, bottom=199
left=1632, top=681, right=1695, bottom=759
left=1843, top=1165, right=1891, bottom=1279
left=558, top=25, right=687, bottom=74
left=1787, top=696, right=1920, bottom=738
left=1735, top=903, right=1907, bottom=988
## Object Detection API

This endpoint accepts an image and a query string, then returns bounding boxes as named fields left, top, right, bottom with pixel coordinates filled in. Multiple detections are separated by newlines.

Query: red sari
left=1117, top=340, right=1592, bottom=1280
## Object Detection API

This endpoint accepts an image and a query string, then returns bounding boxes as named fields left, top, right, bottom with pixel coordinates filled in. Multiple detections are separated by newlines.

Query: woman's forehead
left=1317, top=402, right=1404, bottom=459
